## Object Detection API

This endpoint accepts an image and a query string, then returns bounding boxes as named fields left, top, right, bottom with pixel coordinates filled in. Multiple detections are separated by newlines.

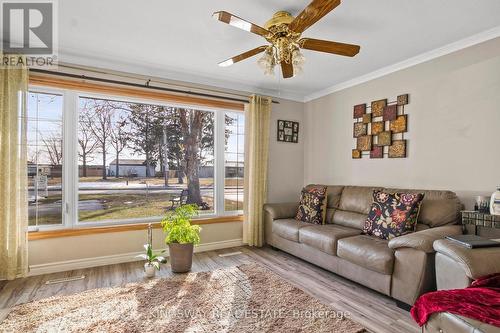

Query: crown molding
left=303, top=25, right=500, bottom=103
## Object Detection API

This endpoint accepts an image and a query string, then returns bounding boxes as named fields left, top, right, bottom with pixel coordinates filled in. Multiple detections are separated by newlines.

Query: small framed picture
left=278, top=120, right=284, bottom=130
left=277, top=119, right=299, bottom=143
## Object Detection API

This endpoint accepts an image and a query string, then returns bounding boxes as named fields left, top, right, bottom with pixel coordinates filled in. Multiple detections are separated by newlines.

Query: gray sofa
left=263, top=185, right=463, bottom=306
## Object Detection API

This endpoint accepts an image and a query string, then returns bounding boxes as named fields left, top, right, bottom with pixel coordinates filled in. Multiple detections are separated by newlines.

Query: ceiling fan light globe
left=292, top=49, right=305, bottom=65
left=257, top=55, right=271, bottom=70
left=264, top=65, right=275, bottom=76
left=293, top=63, right=303, bottom=76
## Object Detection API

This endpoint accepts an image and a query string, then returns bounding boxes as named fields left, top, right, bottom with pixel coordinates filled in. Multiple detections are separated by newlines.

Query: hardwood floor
left=0, top=246, right=419, bottom=333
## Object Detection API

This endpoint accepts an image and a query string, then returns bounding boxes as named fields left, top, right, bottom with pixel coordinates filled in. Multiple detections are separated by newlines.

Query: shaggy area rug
left=0, top=264, right=366, bottom=333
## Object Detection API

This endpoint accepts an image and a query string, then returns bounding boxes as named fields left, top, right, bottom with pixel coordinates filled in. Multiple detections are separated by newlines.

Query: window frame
left=28, top=85, right=244, bottom=231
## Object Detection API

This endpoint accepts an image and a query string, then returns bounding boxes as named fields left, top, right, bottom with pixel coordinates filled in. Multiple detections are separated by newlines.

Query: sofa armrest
left=388, top=225, right=462, bottom=253
left=433, top=239, right=500, bottom=279
left=263, top=202, right=299, bottom=220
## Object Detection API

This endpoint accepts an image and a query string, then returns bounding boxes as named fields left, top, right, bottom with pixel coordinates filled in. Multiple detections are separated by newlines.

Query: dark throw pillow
left=363, top=190, right=425, bottom=240
left=295, top=185, right=328, bottom=225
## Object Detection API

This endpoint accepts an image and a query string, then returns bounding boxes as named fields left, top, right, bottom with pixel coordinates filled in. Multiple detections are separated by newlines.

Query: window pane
left=224, top=112, right=245, bottom=211
left=26, top=92, right=64, bottom=226
left=78, top=97, right=215, bottom=223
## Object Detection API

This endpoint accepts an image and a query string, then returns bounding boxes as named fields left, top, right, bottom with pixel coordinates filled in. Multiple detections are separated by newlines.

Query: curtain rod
left=29, top=68, right=279, bottom=105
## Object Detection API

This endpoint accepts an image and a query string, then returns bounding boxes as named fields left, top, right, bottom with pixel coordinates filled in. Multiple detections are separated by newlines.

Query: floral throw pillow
left=295, top=185, right=328, bottom=225
left=363, top=190, right=425, bottom=240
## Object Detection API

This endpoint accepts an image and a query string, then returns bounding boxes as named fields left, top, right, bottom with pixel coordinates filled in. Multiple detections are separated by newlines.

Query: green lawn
left=29, top=192, right=241, bottom=226
left=78, top=192, right=241, bottom=222
left=79, top=192, right=179, bottom=222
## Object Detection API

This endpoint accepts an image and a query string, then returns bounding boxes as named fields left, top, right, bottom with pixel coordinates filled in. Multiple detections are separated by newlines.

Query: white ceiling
left=58, top=0, right=500, bottom=101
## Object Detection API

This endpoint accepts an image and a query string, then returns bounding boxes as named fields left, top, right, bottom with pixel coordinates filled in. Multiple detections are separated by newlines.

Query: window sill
left=28, top=215, right=244, bottom=241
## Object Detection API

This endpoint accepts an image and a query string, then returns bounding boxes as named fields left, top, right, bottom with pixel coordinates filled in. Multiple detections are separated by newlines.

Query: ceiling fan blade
left=281, top=61, right=294, bottom=79
left=218, top=46, right=268, bottom=67
left=299, top=38, right=360, bottom=57
left=289, top=0, right=341, bottom=34
left=213, top=11, right=270, bottom=37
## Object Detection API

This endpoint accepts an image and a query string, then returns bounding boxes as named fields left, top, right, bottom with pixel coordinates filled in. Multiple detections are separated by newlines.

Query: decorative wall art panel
left=353, top=122, right=367, bottom=138
left=357, top=135, right=372, bottom=151
left=390, top=115, right=407, bottom=133
left=377, top=131, right=392, bottom=146
left=383, top=105, right=398, bottom=121
left=388, top=140, right=407, bottom=158
left=370, top=146, right=384, bottom=159
left=371, top=121, right=385, bottom=135
left=353, top=104, right=366, bottom=118
left=371, top=99, right=387, bottom=117
left=397, top=94, right=409, bottom=106
left=277, top=120, right=299, bottom=143
left=352, top=93, right=410, bottom=159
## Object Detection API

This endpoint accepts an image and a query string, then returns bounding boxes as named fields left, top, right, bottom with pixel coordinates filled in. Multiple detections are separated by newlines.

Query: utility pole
left=163, top=127, right=169, bottom=187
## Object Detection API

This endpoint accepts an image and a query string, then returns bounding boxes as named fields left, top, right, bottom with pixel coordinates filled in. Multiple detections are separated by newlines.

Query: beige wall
left=268, top=98, right=304, bottom=203
left=29, top=222, right=242, bottom=267
left=304, top=37, right=500, bottom=209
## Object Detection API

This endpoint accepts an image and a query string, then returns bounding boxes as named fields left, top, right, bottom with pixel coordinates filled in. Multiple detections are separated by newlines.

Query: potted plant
left=161, top=204, right=201, bottom=273
left=136, top=243, right=166, bottom=278
left=136, top=223, right=166, bottom=278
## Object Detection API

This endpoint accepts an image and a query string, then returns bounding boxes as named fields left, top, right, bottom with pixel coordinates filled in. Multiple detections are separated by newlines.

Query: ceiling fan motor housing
left=264, top=11, right=301, bottom=64
left=264, top=11, right=295, bottom=30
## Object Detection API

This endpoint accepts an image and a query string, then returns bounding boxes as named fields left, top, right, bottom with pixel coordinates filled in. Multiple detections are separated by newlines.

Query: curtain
left=243, top=95, right=271, bottom=247
left=0, top=55, right=29, bottom=280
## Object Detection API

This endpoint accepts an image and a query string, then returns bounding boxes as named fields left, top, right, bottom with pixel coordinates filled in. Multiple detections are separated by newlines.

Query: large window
left=77, top=97, right=215, bottom=223
left=27, top=88, right=243, bottom=229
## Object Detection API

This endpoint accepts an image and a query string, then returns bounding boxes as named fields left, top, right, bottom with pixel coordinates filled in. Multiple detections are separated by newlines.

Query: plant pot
left=168, top=243, right=194, bottom=273
left=144, top=262, right=156, bottom=278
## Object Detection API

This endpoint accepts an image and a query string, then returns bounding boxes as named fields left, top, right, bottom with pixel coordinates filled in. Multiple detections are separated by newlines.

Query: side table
left=461, top=211, right=500, bottom=238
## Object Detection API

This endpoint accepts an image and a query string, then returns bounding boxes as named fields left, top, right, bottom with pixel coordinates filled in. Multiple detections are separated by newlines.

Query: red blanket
left=411, top=273, right=500, bottom=327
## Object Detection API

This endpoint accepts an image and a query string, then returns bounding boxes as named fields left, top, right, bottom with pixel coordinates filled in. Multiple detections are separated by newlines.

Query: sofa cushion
left=296, top=185, right=328, bottom=224
left=339, top=186, right=383, bottom=214
left=326, top=185, right=345, bottom=209
left=298, top=224, right=361, bottom=255
left=383, top=188, right=456, bottom=200
left=337, top=235, right=395, bottom=274
left=272, top=218, right=312, bottom=242
left=306, top=185, right=344, bottom=210
left=331, top=209, right=367, bottom=229
left=363, top=191, right=425, bottom=240
left=418, top=199, right=461, bottom=227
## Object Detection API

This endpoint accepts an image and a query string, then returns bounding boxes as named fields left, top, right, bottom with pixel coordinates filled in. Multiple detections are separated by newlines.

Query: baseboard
left=28, top=238, right=244, bottom=276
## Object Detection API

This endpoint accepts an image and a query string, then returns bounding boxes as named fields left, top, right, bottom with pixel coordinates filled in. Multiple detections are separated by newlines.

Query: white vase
left=144, top=263, right=156, bottom=278
left=490, top=187, right=500, bottom=215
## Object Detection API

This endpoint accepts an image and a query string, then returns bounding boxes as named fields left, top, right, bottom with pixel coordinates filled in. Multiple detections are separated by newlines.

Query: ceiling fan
left=213, top=0, right=360, bottom=78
